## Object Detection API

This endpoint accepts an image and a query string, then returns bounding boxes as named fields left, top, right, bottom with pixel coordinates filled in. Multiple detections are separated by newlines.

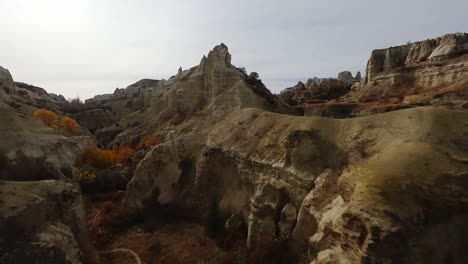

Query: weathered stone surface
left=0, top=180, right=97, bottom=263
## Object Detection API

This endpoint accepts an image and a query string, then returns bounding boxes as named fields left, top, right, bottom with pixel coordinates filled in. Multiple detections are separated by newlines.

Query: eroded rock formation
left=115, top=41, right=468, bottom=263
left=1, top=33, right=467, bottom=263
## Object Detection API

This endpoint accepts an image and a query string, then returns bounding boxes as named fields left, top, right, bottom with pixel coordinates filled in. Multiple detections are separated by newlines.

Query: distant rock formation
left=278, top=71, right=361, bottom=106
left=279, top=33, right=468, bottom=118
left=346, top=32, right=468, bottom=107
left=364, top=33, right=468, bottom=84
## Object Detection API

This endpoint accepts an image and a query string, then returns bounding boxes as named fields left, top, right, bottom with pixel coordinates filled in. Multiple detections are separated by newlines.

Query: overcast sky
left=0, top=0, right=467, bottom=99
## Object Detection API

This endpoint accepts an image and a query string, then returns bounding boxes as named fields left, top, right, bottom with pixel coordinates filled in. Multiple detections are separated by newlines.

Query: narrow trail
left=101, top=248, right=142, bottom=264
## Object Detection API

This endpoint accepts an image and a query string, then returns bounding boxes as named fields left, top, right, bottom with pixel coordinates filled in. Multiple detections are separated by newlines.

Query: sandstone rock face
left=355, top=33, right=468, bottom=104
left=364, top=33, right=468, bottom=84
left=0, top=180, right=97, bottom=263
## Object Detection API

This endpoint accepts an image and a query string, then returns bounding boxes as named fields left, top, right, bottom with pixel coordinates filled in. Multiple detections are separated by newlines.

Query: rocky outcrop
left=354, top=33, right=468, bottom=103
left=279, top=71, right=360, bottom=106
left=0, top=67, right=95, bottom=180
left=0, top=68, right=70, bottom=116
left=0, top=180, right=97, bottom=263
left=338, top=71, right=361, bottom=82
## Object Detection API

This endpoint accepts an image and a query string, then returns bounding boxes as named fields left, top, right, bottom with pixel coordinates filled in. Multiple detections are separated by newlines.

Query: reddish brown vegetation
left=33, top=108, right=58, bottom=127
left=80, top=145, right=134, bottom=169
left=60, top=116, right=79, bottom=133
left=137, top=133, right=161, bottom=150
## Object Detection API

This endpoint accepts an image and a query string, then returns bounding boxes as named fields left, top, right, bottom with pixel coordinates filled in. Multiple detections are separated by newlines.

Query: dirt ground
left=84, top=192, right=246, bottom=264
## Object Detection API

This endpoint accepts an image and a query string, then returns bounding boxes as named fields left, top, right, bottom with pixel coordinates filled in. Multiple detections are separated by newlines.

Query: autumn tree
left=82, top=147, right=117, bottom=168
left=33, top=108, right=58, bottom=127
left=116, top=145, right=134, bottom=164
left=61, top=116, right=79, bottom=133
left=137, top=134, right=161, bottom=150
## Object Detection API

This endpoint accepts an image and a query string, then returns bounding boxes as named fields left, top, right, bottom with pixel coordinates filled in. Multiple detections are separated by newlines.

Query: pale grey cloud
left=0, top=0, right=467, bottom=99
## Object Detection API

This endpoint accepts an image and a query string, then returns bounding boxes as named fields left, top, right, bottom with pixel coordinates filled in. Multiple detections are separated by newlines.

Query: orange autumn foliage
left=113, top=144, right=134, bottom=164
left=83, top=147, right=117, bottom=168
left=61, top=116, right=79, bottom=133
left=82, top=144, right=134, bottom=168
left=137, top=133, right=161, bottom=150
left=33, top=108, right=58, bottom=127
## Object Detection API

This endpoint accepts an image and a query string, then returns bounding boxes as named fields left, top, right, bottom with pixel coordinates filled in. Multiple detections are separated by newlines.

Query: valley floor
left=84, top=192, right=246, bottom=264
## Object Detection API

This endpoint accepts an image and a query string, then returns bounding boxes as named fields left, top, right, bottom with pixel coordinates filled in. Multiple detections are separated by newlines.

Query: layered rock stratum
left=0, top=33, right=467, bottom=263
